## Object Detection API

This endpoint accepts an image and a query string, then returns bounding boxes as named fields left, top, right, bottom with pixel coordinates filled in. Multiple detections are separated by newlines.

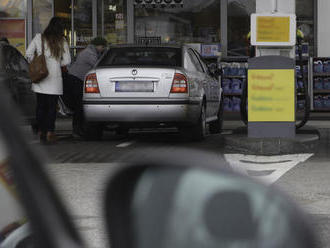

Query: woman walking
left=26, top=17, right=71, bottom=143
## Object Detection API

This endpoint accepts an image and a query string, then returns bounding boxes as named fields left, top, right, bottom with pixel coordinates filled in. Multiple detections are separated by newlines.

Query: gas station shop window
left=296, top=0, right=315, bottom=56
left=134, top=0, right=220, bottom=44
left=54, top=0, right=72, bottom=45
left=0, top=0, right=26, bottom=18
left=228, top=0, right=256, bottom=57
left=0, top=0, right=27, bottom=54
left=32, top=0, right=52, bottom=36
left=74, top=0, right=93, bottom=48
left=100, top=0, right=127, bottom=45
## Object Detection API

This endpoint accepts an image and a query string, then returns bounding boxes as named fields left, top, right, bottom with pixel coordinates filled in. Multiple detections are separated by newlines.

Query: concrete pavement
left=22, top=118, right=330, bottom=248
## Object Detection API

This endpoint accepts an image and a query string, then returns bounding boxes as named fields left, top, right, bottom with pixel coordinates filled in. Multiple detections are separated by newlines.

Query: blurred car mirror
left=0, top=78, right=83, bottom=248
left=104, top=151, right=318, bottom=248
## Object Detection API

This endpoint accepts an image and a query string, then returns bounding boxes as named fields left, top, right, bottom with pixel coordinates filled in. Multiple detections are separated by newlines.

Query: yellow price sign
left=256, top=16, right=290, bottom=43
left=248, top=69, right=295, bottom=122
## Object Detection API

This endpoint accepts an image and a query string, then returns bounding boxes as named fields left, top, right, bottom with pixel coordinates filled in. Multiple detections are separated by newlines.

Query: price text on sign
left=248, top=69, right=295, bottom=122
left=256, top=16, right=290, bottom=43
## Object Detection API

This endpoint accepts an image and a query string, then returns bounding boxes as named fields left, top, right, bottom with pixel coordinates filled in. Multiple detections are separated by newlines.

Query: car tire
left=209, top=95, right=224, bottom=134
left=81, top=122, right=104, bottom=141
left=181, top=103, right=206, bottom=141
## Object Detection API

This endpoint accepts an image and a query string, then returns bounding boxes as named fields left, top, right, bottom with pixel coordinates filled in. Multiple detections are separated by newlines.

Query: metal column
left=220, top=0, right=227, bottom=57
left=93, top=0, right=97, bottom=38
left=27, top=0, right=33, bottom=45
left=127, top=0, right=134, bottom=43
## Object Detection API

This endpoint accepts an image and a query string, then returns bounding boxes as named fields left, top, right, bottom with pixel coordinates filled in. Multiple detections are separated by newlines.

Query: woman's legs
left=36, top=93, right=59, bottom=142
left=36, top=93, right=47, bottom=140
left=45, top=94, right=59, bottom=133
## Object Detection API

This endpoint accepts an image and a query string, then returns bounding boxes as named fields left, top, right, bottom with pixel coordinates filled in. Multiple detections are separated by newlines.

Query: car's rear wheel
left=81, top=122, right=104, bottom=141
left=181, top=103, right=206, bottom=141
left=209, top=95, right=224, bottom=134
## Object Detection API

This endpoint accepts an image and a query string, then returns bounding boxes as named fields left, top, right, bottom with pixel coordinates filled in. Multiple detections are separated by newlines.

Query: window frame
left=188, top=49, right=205, bottom=73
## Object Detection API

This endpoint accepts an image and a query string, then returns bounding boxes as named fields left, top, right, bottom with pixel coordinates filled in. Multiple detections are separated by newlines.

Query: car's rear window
left=98, top=47, right=182, bottom=67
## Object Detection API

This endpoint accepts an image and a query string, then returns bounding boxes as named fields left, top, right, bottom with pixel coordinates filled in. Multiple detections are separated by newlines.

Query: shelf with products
left=311, top=57, right=330, bottom=111
left=222, top=75, right=246, bottom=79
left=296, top=73, right=308, bottom=79
left=219, top=57, right=248, bottom=116
left=312, top=108, right=330, bottom=112
left=295, top=54, right=310, bottom=114
left=313, top=90, right=330, bottom=94
left=223, top=93, right=243, bottom=96
left=313, top=73, right=330, bottom=77
left=205, top=56, right=310, bottom=117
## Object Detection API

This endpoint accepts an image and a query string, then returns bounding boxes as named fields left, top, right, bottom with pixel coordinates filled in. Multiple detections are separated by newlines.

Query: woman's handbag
left=29, top=35, right=48, bottom=83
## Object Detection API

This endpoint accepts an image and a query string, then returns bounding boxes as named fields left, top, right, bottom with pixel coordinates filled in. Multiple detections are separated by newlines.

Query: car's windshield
left=98, top=47, right=182, bottom=67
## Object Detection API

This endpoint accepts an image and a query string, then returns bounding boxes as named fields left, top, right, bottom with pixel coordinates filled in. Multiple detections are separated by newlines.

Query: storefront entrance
left=51, top=0, right=222, bottom=55
left=0, top=0, right=316, bottom=58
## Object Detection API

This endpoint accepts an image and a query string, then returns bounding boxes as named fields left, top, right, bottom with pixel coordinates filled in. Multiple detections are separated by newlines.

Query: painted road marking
left=224, top=153, right=314, bottom=185
left=116, top=141, right=135, bottom=148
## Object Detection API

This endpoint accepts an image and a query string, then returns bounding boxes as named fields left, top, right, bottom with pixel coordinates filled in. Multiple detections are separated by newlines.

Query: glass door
left=54, top=0, right=72, bottom=47
left=134, top=0, right=221, bottom=45
left=98, top=0, right=128, bottom=45
left=73, top=0, right=93, bottom=51
left=54, top=0, right=95, bottom=56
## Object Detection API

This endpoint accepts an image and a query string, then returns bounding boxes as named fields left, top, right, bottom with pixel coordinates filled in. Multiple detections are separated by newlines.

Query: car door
left=187, top=49, right=212, bottom=117
left=4, top=45, right=36, bottom=121
left=1, top=45, right=15, bottom=96
left=194, top=51, right=221, bottom=117
left=0, top=79, right=84, bottom=248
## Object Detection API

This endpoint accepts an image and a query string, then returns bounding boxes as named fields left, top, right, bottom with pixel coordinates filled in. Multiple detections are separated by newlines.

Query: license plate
left=115, top=81, right=154, bottom=92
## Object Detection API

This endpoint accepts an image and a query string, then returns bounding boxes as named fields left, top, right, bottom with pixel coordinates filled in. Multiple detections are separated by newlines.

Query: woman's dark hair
left=43, top=17, right=66, bottom=60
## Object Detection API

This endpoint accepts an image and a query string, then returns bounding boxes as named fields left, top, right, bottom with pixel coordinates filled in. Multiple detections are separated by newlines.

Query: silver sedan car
left=82, top=44, right=223, bottom=140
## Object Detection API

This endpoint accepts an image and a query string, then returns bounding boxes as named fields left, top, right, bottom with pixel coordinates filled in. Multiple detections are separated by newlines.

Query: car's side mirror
left=207, top=63, right=220, bottom=78
left=104, top=150, right=317, bottom=248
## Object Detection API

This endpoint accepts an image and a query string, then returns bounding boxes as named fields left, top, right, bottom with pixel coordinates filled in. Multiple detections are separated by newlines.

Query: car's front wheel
left=209, top=95, right=224, bottom=134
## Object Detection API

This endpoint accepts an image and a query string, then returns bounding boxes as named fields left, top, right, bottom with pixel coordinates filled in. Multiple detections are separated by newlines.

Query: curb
left=224, top=126, right=320, bottom=155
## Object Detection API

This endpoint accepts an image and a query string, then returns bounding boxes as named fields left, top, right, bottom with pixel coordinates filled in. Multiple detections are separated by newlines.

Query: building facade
left=0, top=0, right=317, bottom=57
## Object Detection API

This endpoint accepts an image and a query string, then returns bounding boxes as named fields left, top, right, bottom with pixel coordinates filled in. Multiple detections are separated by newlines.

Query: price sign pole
left=248, top=56, right=295, bottom=138
left=248, top=0, right=296, bottom=138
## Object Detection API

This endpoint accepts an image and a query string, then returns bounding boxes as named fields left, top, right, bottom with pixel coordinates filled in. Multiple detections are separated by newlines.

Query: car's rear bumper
left=83, top=100, right=201, bottom=123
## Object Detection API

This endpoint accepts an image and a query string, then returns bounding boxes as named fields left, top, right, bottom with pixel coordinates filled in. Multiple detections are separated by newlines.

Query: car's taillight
left=170, top=73, right=188, bottom=93
left=85, top=73, right=100, bottom=93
